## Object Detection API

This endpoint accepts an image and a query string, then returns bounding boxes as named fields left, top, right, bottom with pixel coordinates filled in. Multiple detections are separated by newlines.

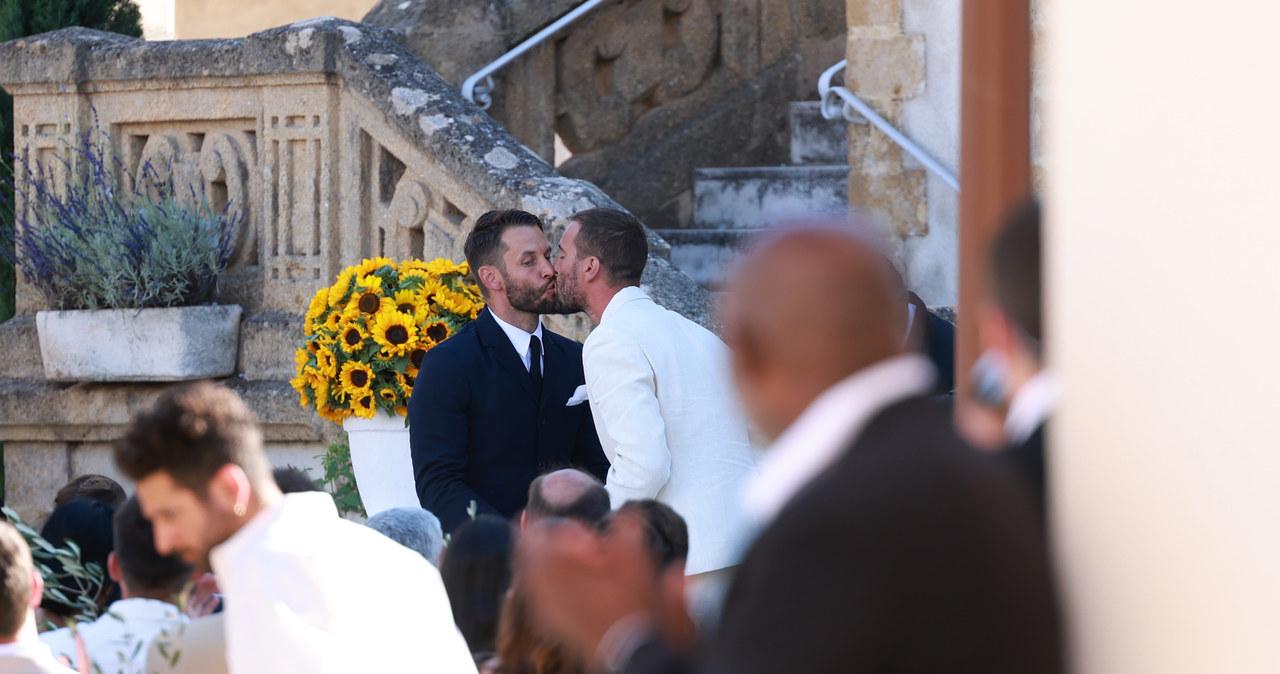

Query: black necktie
left=529, top=335, right=543, bottom=391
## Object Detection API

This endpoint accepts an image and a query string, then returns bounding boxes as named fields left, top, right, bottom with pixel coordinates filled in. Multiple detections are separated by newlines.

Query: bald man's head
left=723, top=224, right=906, bottom=440
left=525, top=469, right=611, bottom=526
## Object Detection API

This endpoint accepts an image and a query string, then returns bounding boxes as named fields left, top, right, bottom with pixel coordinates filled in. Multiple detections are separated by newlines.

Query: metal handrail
left=818, top=59, right=959, bottom=191
left=462, top=0, right=610, bottom=110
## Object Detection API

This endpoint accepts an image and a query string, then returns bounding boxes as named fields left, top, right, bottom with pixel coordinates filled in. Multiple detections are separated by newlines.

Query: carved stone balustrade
left=0, top=19, right=711, bottom=522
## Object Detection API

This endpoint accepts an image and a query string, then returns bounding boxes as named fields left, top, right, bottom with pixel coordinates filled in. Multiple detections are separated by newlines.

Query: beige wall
left=1046, top=2, right=1280, bottom=672
left=139, top=0, right=378, bottom=40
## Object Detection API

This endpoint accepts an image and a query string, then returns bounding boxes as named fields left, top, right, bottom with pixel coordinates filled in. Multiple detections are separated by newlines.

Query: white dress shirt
left=584, top=286, right=760, bottom=575
left=490, top=309, right=545, bottom=372
left=41, top=598, right=185, bottom=674
left=209, top=492, right=476, bottom=674
left=0, top=641, right=78, bottom=673
left=745, top=354, right=936, bottom=526
left=1004, top=370, right=1058, bottom=444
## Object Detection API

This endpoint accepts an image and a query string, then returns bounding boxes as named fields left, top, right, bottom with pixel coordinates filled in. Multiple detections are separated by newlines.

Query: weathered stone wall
left=364, top=0, right=848, bottom=229
left=0, top=19, right=711, bottom=522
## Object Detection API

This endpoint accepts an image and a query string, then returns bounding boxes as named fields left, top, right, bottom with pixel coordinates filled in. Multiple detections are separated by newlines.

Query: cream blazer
left=584, top=286, right=759, bottom=575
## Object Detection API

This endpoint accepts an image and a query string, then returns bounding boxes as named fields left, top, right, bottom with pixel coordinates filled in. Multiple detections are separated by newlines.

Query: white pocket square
left=566, top=385, right=589, bottom=406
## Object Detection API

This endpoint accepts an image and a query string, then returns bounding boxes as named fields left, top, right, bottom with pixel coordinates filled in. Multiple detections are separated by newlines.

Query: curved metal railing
left=461, top=0, right=610, bottom=110
left=818, top=59, right=960, bottom=191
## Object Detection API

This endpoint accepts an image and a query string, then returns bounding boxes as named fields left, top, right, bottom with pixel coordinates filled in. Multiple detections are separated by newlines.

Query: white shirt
left=489, top=309, right=545, bottom=372
left=1004, top=370, right=1058, bottom=445
left=0, top=641, right=77, bottom=673
left=209, top=492, right=476, bottom=674
left=745, top=354, right=936, bottom=526
left=41, top=598, right=185, bottom=674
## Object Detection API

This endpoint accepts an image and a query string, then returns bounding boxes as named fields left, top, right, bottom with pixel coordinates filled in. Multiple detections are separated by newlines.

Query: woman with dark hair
left=36, top=497, right=118, bottom=628
left=439, top=515, right=515, bottom=656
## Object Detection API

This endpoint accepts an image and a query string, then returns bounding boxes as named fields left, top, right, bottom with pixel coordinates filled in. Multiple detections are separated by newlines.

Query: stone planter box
left=36, top=305, right=243, bottom=382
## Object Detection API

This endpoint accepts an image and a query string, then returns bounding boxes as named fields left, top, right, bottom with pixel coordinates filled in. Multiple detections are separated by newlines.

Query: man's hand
left=517, top=511, right=662, bottom=663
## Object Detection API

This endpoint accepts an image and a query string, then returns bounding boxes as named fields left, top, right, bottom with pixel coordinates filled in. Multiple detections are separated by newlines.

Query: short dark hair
left=569, top=208, right=647, bottom=287
left=990, top=197, right=1041, bottom=345
left=54, top=474, right=127, bottom=509
left=525, top=469, right=610, bottom=524
left=439, top=515, right=515, bottom=654
left=616, top=499, right=688, bottom=570
left=113, top=497, right=192, bottom=596
left=39, top=498, right=117, bottom=617
left=114, top=381, right=271, bottom=494
left=464, top=210, right=545, bottom=296
left=273, top=466, right=320, bottom=494
left=0, top=522, right=33, bottom=638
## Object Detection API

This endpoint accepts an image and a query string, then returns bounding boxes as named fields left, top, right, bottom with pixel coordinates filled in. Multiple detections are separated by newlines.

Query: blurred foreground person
left=114, top=381, right=475, bottom=674
left=520, top=224, right=1062, bottom=674
left=0, top=522, right=76, bottom=673
left=42, top=497, right=191, bottom=674
left=366, top=507, right=446, bottom=567
left=973, top=198, right=1053, bottom=515
left=36, top=498, right=117, bottom=628
left=440, top=515, right=515, bottom=656
left=521, top=468, right=610, bottom=529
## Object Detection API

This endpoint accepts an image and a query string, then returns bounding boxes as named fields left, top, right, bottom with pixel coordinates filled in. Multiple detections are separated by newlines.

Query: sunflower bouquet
left=290, top=257, right=483, bottom=422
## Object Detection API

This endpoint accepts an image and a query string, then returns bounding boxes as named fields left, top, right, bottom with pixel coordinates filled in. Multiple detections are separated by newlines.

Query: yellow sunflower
left=350, top=288, right=394, bottom=316
left=420, top=320, right=451, bottom=346
left=371, top=311, right=418, bottom=357
left=425, top=257, right=464, bottom=275
left=399, top=267, right=433, bottom=290
left=358, top=257, right=397, bottom=276
left=337, top=319, right=368, bottom=354
left=339, top=361, right=374, bottom=397
left=356, top=273, right=384, bottom=294
left=323, top=310, right=344, bottom=332
left=350, top=392, right=378, bottom=419
left=396, top=370, right=415, bottom=398
left=328, top=268, right=357, bottom=308
left=314, top=347, right=339, bottom=378
left=294, top=348, right=310, bottom=369
left=290, top=372, right=313, bottom=407
left=393, top=289, right=419, bottom=315
left=377, top=387, right=399, bottom=404
left=305, top=288, right=328, bottom=335
left=435, top=289, right=474, bottom=316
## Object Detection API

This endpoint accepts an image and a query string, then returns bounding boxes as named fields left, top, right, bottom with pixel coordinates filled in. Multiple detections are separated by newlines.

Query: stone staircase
left=655, top=101, right=849, bottom=288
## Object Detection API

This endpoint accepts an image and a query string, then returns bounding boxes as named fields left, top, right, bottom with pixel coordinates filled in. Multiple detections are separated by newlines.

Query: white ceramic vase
left=342, top=411, right=421, bottom=517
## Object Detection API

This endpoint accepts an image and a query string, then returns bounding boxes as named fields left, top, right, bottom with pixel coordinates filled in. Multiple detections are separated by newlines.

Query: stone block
left=239, top=311, right=306, bottom=382
left=0, top=316, right=43, bottom=380
left=36, top=306, right=242, bottom=383
left=790, top=101, right=851, bottom=165
left=68, top=444, right=131, bottom=493
left=845, top=34, right=925, bottom=100
left=693, top=166, right=850, bottom=229
left=4, top=442, right=70, bottom=525
left=654, top=229, right=759, bottom=290
left=846, top=0, right=902, bottom=29
left=849, top=168, right=928, bottom=238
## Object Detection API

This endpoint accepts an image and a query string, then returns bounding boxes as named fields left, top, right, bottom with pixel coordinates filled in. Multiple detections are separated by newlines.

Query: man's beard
left=552, top=270, right=586, bottom=315
left=504, top=270, right=559, bottom=314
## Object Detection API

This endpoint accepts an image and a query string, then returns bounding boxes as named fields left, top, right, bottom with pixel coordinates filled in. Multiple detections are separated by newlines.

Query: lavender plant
left=2, top=126, right=236, bottom=310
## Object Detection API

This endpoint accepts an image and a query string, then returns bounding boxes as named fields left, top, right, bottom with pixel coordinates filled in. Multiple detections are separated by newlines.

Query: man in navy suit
left=409, top=210, right=608, bottom=533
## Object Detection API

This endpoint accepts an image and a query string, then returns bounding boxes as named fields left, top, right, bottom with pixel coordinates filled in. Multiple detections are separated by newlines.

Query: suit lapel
left=476, top=309, right=539, bottom=401
left=539, top=332, right=568, bottom=412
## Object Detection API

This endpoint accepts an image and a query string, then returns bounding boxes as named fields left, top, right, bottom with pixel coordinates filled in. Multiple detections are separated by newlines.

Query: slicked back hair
left=113, top=497, right=193, bottom=595
left=464, top=210, right=546, bottom=297
left=990, top=197, right=1042, bottom=347
left=0, top=522, right=33, bottom=638
left=114, top=381, right=270, bottom=495
left=569, top=208, right=647, bottom=287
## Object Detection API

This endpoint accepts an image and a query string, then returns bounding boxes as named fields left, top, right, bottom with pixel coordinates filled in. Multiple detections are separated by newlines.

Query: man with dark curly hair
left=115, top=381, right=476, bottom=674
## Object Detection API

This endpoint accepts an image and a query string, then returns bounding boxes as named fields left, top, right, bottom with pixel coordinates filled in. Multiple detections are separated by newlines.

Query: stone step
left=691, top=165, right=849, bottom=230
left=789, top=101, right=851, bottom=165
left=653, top=228, right=763, bottom=289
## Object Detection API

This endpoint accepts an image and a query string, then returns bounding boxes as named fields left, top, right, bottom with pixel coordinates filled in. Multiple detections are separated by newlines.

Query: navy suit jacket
left=408, top=308, right=607, bottom=532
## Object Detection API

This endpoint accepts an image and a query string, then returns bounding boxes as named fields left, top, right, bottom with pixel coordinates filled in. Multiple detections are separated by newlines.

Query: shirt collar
left=600, top=286, right=650, bottom=324
left=744, top=353, right=936, bottom=526
left=98, top=598, right=182, bottom=623
left=489, top=310, right=544, bottom=360
left=210, top=492, right=338, bottom=577
left=1004, top=369, right=1058, bottom=444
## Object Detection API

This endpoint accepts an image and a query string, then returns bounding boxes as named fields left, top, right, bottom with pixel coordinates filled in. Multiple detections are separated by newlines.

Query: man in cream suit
left=552, top=207, right=758, bottom=623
